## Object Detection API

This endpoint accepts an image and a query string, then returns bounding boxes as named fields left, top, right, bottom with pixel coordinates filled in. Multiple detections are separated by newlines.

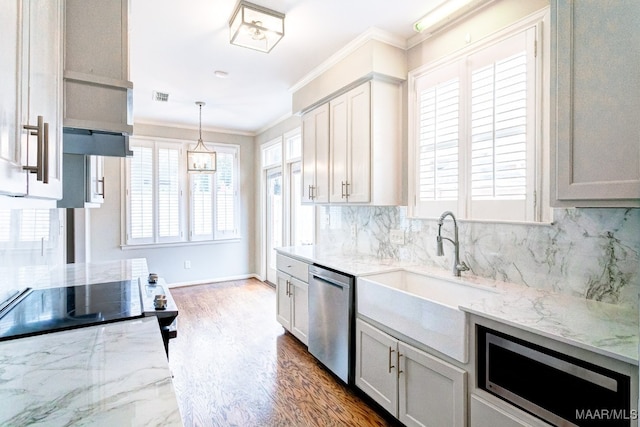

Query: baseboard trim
left=167, top=273, right=264, bottom=288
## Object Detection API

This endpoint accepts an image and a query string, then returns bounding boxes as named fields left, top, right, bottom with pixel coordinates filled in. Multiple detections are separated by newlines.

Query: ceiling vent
left=152, top=91, right=170, bottom=102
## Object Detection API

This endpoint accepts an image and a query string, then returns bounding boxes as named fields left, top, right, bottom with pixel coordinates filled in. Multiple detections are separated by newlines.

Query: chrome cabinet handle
left=345, top=181, right=350, bottom=198
left=22, top=115, right=45, bottom=181
left=308, top=184, right=316, bottom=200
left=341, top=181, right=346, bottom=198
left=397, top=352, right=404, bottom=375
left=388, top=347, right=396, bottom=373
left=98, top=178, right=105, bottom=197
left=285, top=279, right=291, bottom=296
left=43, top=122, right=49, bottom=184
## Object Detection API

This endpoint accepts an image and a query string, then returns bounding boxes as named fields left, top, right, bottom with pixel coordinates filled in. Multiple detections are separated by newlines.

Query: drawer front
left=276, top=254, right=309, bottom=282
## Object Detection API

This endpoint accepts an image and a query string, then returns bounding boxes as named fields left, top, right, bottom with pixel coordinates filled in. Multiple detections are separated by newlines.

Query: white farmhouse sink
left=357, top=270, right=496, bottom=363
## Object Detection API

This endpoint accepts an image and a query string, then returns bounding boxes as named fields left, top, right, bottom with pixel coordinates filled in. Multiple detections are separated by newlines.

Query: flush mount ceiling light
left=187, top=102, right=216, bottom=173
left=229, top=0, right=285, bottom=53
left=413, top=0, right=492, bottom=35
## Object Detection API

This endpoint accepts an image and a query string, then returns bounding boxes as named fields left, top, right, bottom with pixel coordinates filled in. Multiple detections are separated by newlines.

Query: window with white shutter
left=128, top=144, right=155, bottom=243
left=190, top=174, right=213, bottom=240
left=467, top=28, right=536, bottom=221
left=188, top=146, right=239, bottom=241
left=410, top=24, right=541, bottom=222
left=413, top=61, right=461, bottom=218
left=214, top=149, right=237, bottom=238
left=157, top=145, right=181, bottom=241
left=126, top=137, right=240, bottom=246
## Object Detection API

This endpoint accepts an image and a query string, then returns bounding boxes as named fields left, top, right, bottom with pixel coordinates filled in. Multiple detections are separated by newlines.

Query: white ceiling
left=130, top=0, right=440, bottom=134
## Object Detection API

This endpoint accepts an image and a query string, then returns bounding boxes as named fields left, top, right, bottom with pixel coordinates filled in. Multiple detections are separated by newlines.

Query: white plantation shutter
left=411, top=26, right=538, bottom=221
left=157, top=146, right=181, bottom=240
left=419, top=79, right=460, bottom=200
left=190, top=174, right=213, bottom=240
left=128, top=145, right=154, bottom=243
left=126, top=138, right=239, bottom=245
left=215, top=150, right=237, bottom=238
left=413, top=62, right=461, bottom=217
left=468, top=28, right=536, bottom=221
left=189, top=146, right=239, bottom=241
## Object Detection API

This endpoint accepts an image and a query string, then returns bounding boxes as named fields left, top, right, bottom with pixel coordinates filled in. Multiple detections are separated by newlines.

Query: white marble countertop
left=277, top=246, right=639, bottom=365
left=0, top=317, right=182, bottom=426
left=0, top=258, right=183, bottom=426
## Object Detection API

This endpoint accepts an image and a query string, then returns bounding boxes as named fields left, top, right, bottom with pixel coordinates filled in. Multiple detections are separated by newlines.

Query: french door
left=265, top=167, right=283, bottom=284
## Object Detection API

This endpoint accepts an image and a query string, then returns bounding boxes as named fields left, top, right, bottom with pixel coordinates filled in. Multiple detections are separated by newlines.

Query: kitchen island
left=0, top=259, right=182, bottom=426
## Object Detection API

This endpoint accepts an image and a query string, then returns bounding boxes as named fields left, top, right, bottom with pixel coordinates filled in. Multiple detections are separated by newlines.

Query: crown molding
left=289, top=27, right=407, bottom=93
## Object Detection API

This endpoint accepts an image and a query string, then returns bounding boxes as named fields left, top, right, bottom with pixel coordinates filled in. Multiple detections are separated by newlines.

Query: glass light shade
left=413, top=0, right=489, bottom=34
left=187, top=140, right=217, bottom=173
left=229, top=1, right=284, bottom=53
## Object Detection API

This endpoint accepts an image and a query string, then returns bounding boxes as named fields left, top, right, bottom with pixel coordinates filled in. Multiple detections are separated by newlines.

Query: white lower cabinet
left=276, top=272, right=308, bottom=345
left=470, top=394, right=536, bottom=427
left=355, top=319, right=466, bottom=426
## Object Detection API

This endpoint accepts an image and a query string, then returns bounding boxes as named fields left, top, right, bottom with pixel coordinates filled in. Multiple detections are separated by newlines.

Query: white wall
left=89, top=123, right=256, bottom=285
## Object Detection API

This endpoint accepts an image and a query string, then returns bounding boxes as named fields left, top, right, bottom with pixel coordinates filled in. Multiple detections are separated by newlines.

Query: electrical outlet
left=184, top=260, right=191, bottom=269
left=390, top=229, right=405, bottom=245
left=350, top=224, right=357, bottom=238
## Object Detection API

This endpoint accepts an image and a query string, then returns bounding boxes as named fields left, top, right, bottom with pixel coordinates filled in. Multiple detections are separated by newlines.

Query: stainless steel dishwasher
left=308, top=264, right=354, bottom=384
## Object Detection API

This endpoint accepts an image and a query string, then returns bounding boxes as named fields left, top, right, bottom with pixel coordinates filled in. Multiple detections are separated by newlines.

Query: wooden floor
left=169, top=278, right=398, bottom=427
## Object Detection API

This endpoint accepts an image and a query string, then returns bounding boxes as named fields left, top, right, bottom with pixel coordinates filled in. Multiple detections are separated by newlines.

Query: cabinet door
left=329, top=93, right=348, bottom=202
left=470, top=394, right=535, bottom=427
left=329, top=83, right=372, bottom=204
left=301, top=104, right=329, bottom=203
left=346, top=82, right=371, bottom=203
left=0, top=0, right=27, bottom=196
left=552, top=0, right=640, bottom=206
left=23, top=0, right=63, bottom=199
left=355, top=319, right=398, bottom=416
left=87, top=155, right=105, bottom=204
left=398, top=341, right=466, bottom=427
left=275, top=272, right=292, bottom=331
left=289, top=276, right=308, bottom=346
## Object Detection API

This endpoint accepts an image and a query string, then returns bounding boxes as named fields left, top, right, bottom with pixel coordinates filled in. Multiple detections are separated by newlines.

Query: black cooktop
left=0, top=280, right=143, bottom=341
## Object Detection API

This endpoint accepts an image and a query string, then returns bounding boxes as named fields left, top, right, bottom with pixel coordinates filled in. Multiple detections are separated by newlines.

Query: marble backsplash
left=317, top=206, right=640, bottom=309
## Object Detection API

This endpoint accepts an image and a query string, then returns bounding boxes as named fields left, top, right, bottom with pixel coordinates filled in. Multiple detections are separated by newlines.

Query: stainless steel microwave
left=477, top=326, right=632, bottom=426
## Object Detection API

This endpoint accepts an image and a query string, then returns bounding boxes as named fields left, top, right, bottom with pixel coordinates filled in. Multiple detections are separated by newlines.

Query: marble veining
left=0, top=317, right=182, bottom=426
left=317, top=206, right=640, bottom=309
left=0, top=258, right=149, bottom=300
left=277, top=246, right=638, bottom=365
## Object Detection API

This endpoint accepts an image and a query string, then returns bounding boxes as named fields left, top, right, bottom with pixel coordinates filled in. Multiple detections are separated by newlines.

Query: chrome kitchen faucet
left=436, top=211, right=469, bottom=277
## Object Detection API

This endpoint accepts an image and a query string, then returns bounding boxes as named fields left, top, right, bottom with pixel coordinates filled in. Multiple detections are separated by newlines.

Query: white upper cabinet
left=329, top=83, right=371, bottom=203
left=0, top=0, right=26, bottom=196
left=302, top=78, right=404, bottom=206
left=0, top=0, right=63, bottom=200
left=551, top=0, right=640, bottom=207
left=302, top=103, right=329, bottom=203
left=24, top=0, right=63, bottom=199
left=64, top=0, right=133, bottom=134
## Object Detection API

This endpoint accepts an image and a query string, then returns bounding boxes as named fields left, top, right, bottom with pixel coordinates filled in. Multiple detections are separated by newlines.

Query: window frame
left=408, top=12, right=548, bottom=223
left=123, top=136, right=241, bottom=247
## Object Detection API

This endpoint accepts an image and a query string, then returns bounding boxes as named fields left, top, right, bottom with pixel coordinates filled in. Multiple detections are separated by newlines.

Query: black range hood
left=63, top=127, right=133, bottom=157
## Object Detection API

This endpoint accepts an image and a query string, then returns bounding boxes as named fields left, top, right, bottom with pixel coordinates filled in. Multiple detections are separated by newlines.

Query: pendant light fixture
left=187, top=101, right=216, bottom=173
